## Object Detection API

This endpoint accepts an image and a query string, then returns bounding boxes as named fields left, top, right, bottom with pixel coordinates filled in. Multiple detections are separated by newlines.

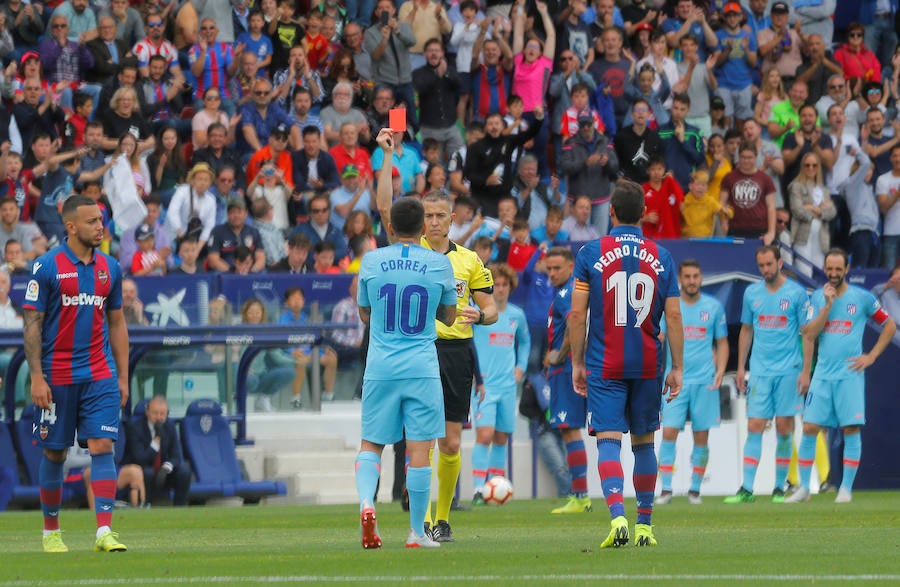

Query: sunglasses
left=148, top=22, right=164, bottom=28
left=868, top=89, right=883, bottom=95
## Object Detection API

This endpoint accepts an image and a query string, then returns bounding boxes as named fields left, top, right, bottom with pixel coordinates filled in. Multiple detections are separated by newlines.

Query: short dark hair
left=632, top=98, right=650, bottom=112
left=679, top=258, right=702, bottom=273
left=756, top=244, right=782, bottom=261
left=207, top=122, right=227, bottom=136
left=61, top=194, right=97, bottom=220
left=288, top=232, right=312, bottom=249
left=314, top=240, right=336, bottom=254
left=423, top=37, right=443, bottom=52
left=390, top=197, right=425, bottom=238
left=284, top=286, right=305, bottom=302
left=824, top=247, right=849, bottom=267
left=544, top=246, right=573, bottom=262
left=799, top=103, right=818, bottom=117
left=460, top=0, right=477, bottom=11
left=349, top=233, right=369, bottom=257
left=4, top=239, right=20, bottom=252
left=73, top=92, right=92, bottom=110
left=454, top=196, right=477, bottom=212
left=302, top=124, right=321, bottom=137
left=610, top=179, right=645, bottom=225
left=738, top=141, right=758, bottom=156
left=672, top=92, right=691, bottom=107
left=148, top=54, right=167, bottom=67
left=234, top=245, right=253, bottom=263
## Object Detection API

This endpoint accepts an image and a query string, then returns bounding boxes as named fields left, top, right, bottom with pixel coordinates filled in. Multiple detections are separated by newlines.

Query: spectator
left=118, top=195, right=171, bottom=271
left=329, top=122, right=373, bottom=182
left=289, top=87, right=324, bottom=134
left=371, top=130, right=423, bottom=195
left=560, top=194, right=599, bottom=241
left=861, top=0, right=898, bottom=70
left=98, top=61, right=148, bottom=125
left=290, top=193, right=349, bottom=264
left=825, top=104, right=860, bottom=248
left=130, top=222, right=168, bottom=276
left=245, top=123, right=294, bottom=189
left=704, top=133, right=732, bottom=205
left=343, top=22, right=372, bottom=84
left=52, top=0, right=97, bottom=45
left=424, top=162, right=448, bottom=196
left=470, top=28, right=514, bottom=123
left=3, top=239, right=32, bottom=275
left=345, top=0, right=375, bottom=29
left=239, top=297, right=294, bottom=412
left=102, top=87, right=156, bottom=154
left=134, top=9, right=184, bottom=80
left=549, top=49, right=596, bottom=156
left=788, top=152, right=835, bottom=273
left=835, top=22, right=881, bottom=85
left=2, top=0, right=43, bottom=57
left=147, top=127, right=187, bottom=207
left=292, top=125, right=340, bottom=197
left=713, top=3, right=757, bottom=129
left=331, top=274, right=366, bottom=360
left=364, top=0, right=418, bottom=131
left=272, top=44, right=325, bottom=113
left=720, top=141, right=777, bottom=244
left=109, top=132, right=152, bottom=200
left=614, top=98, right=660, bottom=184
left=322, top=48, right=368, bottom=110
left=278, top=287, right=338, bottom=405
left=560, top=83, right=604, bottom=141
left=756, top=2, right=802, bottom=86
left=86, top=15, right=133, bottom=90
left=465, top=108, right=543, bottom=217
left=230, top=50, right=261, bottom=109
left=681, top=169, right=729, bottom=238
left=875, top=143, right=900, bottom=269
left=234, top=9, right=273, bottom=73
left=662, top=0, right=718, bottom=61
left=140, top=55, right=189, bottom=137
left=124, top=396, right=192, bottom=507
left=623, top=63, right=671, bottom=129
left=188, top=17, right=238, bottom=115
left=511, top=155, right=563, bottom=233
left=312, top=240, right=342, bottom=274
left=250, top=197, right=286, bottom=266
left=207, top=197, right=266, bottom=272
left=320, top=81, right=370, bottom=148
left=814, top=73, right=857, bottom=135
left=840, top=148, right=882, bottom=269
left=414, top=38, right=464, bottom=160
left=658, top=92, right=704, bottom=193
left=303, top=12, right=330, bottom=73
left=530, top=204, right=569, bottom=247
left=558, top=111, right=618, bottom=233
left=109, top=0, right=145, bottom=47
left=165, top=162, right=218, bottom=242
left=871, top=266, right=900, bottom=345
left=241, top=77, right=299, bottom=155
left=742, top=118, right=785, bottom=207
left=641, top=155, right=683, bottom=239
left=398, top=0, right=452, bottom=71
left=448, top=195, right=482, bottom=247
left=708, top=97, right=728, bottom=137
left=768, top=79, right=809, bottom=149
left=447, top=121, right=483, bottom=199
left=248, top=161, right=291, bottom=232
left=0, top=196, right=42, bottom=260
left=449, top=1, right=481, bottom=123
left=861, top=107, right=900, bottom=180
left=795, top=0, right=835, bottom=49
left=192, top=88, right=235, bottom=149
left=12, top=80, right=65, bottom=152
left=781, top=104, right=834, bottom=194
left=121, top=277, right=149, bottom=326
left=755, top=68, right=787, bottom=140
left=795, top=34, right=842, bottom=106
left=329, top=165, right=373, bottom=231
left=269, top=231, right=313, bottom=273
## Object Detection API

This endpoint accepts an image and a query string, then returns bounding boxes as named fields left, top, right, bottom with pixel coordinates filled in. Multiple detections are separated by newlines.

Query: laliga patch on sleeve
left=25, top=280, right=39, bottom=302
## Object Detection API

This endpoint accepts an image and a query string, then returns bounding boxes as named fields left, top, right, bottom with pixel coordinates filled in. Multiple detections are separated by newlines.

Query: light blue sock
left=797, top=434, right=817, bottom=491
left=658, top=440, right=676, bottom=492
left=841, top=433, right=862, bottom=493
left=488, top=441, right=508, bottom=479
left=354, top=451, right=380, bottom=510
left=775, top=434, right=792, bottom=489
left=406, top=466, right=431, bottom=536
left=471, top=442, right=489, bottom=491
left=690, top=445, right=709, bottom=494
left=742, top=432, right=763, bottom=493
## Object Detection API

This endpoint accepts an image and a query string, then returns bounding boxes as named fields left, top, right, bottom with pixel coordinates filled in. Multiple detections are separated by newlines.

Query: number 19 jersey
left=573, top=226, right=679, bottom=379
left=358, top=242, right=457, bottom=381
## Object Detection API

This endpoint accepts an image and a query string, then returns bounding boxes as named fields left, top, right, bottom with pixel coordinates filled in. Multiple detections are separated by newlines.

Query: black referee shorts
left=436, top=338, right=476, bottom=423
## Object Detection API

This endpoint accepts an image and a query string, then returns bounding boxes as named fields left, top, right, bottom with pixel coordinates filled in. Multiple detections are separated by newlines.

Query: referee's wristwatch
left=476, top=310, right=485, bottom=325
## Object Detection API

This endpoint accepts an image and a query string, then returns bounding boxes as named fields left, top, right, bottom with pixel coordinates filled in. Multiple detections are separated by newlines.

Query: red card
left=389, top=108, right=406, bottom=133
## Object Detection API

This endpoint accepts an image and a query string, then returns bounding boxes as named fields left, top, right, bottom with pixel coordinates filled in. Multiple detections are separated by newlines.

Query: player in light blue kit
left=354, top=129, right=458, bottom=550
left=787, top=249, right=896, bottom=504
left=726, top=245, right=810, bottom=504
left=657, top=260, right=728, bottom=506
left=471, top=263, right=530, bottom=505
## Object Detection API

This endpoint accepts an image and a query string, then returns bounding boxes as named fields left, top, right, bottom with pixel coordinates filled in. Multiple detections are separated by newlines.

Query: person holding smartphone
left=364, top=0, right=419, bottom=132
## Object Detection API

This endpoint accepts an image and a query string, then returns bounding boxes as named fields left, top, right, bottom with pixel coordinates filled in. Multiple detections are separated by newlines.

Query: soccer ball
left=483, top=476, right=513, bottom=505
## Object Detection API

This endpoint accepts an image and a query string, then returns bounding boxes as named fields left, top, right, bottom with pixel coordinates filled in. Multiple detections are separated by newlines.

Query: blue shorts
left=586, top=374, right=661, bottom=435
left=33, top=378, right=121, bottom=450
left=803, top=376, right=866, bottom=428
left=549, top=365, right=587, bottom=430
left=662, top=383, right=721, bottom=431
left=361, top=377, right=445, bottom=445
left=473, top=384, right=517, bottom=434
left=747, top=372, right=803, bottom=419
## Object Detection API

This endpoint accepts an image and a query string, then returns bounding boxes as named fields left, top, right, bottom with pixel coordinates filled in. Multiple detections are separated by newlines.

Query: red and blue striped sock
left=90, top=452, right=117, bottom=529
left=39, top=457, right=64, bottom=532
left=632, top=443, right=657, bottom=526
left=742, top=432, right=762, bottom=493
left=565, top=439, right=588, bottom=497
left=841, top=433, right=861, bottom=493
left=597, top=438, right=625, bottom=519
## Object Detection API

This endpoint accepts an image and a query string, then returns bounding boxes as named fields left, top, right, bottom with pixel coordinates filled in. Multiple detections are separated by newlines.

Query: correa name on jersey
left=379, top=258, right=429, bottom=274
left=592, top=234, right=667, bottom=275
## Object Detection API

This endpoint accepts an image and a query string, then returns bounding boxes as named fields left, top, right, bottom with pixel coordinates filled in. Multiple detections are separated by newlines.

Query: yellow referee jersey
left=421, top=237, right=494, bottom=340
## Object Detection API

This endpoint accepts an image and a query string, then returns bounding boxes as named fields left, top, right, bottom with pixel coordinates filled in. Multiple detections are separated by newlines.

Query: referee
left=375, top=128, right=497, bottom=543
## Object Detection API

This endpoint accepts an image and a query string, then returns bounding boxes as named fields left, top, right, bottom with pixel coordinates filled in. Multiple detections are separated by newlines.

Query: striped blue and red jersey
left=22, top=242, right=123, bottom=385
left=573, top=226, right=679, bottom=379
left=188, top=42, right=234, bottom=100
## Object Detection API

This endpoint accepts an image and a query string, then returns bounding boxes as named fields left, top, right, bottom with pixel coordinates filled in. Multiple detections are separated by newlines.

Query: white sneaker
left=655, top=491, right=672, bottom=505
left=405, top=529, right=441, bottom=549
left=834, top=489, right=852, bottom=503
left=254, top=395, right=273, bottom=412
left=784, top=486, right=810, bottom=503
left=687, top=491, right=702, bottom=505
left=322, top=391, right=335, bottom=402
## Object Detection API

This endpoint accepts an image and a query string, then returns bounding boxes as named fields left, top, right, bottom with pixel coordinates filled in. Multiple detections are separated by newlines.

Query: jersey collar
left=61, top=239, right=97, bottom=266
left=420, top=236, right=457, bottom=255
left=608, top=225, right=643, bottom=238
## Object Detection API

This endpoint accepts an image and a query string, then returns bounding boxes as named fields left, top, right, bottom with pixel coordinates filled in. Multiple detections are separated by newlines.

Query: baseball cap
left=723, top=2, right=742, bottom=13
left=227, top=197, right=246, bottom=211
left=271, top=123, right=290, bottom=139
left=135, top=223, right=154, bottom=241
left=342, top=164, right=360, bottom=179
left=711, top=96, right=726, bottom=110
left=770, top=2, right=790, bottom=14
left=577, top=109, right=594, bottom=127
left=634, top=22, right=653, bottom=32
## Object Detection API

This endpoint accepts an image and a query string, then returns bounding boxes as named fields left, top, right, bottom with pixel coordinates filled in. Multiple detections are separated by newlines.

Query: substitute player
left=471, top=263, right=530, bottom=505
left=569, top=179, right=684, bottom=548
left=726, top=245, right=810, bottom=504
left=376, top=137, right=497, bottom=544
left=544, top=246, right=593, bottom=515
left=786, top=249, right=896, bottom=504
left=354, top=129, right=458, bottom=549
left=23, top=195, right=129, bottom=553
left=657, top=260, right=728, bottom=506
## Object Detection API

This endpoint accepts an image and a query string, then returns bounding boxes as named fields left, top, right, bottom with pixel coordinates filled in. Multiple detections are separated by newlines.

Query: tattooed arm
left=23, top=309, right=50, bottom=410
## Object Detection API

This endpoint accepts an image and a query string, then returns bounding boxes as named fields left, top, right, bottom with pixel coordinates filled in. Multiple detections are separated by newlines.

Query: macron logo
left=61, top=293, right=107, bottom=309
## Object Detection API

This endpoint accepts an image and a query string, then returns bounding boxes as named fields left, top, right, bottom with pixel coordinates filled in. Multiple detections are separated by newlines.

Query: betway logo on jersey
left=593, top=242, right=665, bottom=275
left=61, top=293, right=107, bottom=309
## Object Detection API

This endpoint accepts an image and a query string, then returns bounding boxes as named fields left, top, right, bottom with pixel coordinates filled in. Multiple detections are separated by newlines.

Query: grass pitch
left=0, top=492, right=898, bottom=585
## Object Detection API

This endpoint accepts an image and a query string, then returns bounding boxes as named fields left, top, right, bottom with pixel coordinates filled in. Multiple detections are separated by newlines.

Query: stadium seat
left=0, top=422, right=40, bottom=505
left=132, top=398, right=150, bottom=420
left=180, top=399, right=286, bottom=503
